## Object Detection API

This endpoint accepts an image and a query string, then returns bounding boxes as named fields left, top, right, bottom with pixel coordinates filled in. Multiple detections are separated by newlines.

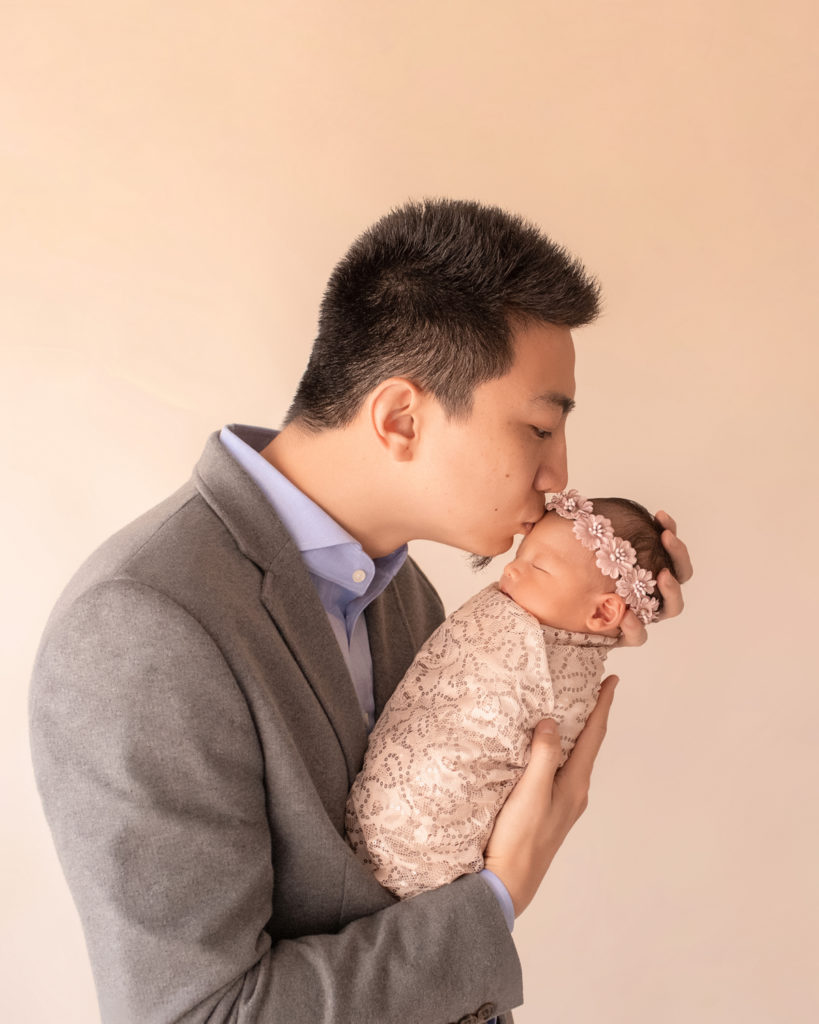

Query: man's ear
left=368, top=378, right=424, bottom=461
left=586, top=592, right=627, bottom=634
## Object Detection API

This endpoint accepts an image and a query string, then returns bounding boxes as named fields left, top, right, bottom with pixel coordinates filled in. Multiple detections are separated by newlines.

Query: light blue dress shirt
left=220, top=425, right=514, bottom=940
left=220, top=424, right=406, bottom=729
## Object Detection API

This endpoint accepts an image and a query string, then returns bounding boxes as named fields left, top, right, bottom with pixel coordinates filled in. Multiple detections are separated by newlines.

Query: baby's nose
left=502, top=563, right=519, bottom=580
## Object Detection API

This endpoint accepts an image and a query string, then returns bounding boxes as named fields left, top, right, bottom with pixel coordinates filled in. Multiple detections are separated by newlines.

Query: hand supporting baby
left=482, top=675, right=617, bottom=915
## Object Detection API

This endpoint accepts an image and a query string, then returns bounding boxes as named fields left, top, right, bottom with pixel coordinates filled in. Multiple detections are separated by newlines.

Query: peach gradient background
left=3, top=2, right=818, bottom=1021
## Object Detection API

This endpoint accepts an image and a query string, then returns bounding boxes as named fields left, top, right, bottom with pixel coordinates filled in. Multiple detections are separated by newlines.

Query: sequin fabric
left=345, top=583, right=617, bottom=898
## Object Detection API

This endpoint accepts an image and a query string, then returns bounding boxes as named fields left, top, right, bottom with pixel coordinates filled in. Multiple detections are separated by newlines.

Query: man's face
left=498, top=511, right=604, bottom=629
left=415, top=320, right=576, bottom=556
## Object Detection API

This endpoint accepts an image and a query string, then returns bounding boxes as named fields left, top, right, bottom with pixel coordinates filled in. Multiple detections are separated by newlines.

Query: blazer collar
left=193, top=430, right=369, bottom=784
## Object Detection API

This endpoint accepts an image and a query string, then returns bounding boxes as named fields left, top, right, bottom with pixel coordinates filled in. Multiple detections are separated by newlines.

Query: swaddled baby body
left=346, top=491, right=674, bottom=898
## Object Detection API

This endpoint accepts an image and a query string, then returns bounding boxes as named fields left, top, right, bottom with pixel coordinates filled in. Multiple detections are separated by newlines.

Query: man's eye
left=531, top=426, right=553, bottom=439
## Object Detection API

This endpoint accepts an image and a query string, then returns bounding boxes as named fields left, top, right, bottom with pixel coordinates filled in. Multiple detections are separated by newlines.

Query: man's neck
left=259, top=423, right=410, bottom=559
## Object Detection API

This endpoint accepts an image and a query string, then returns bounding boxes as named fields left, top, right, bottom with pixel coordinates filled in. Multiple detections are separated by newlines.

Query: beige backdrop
left=3, top=2, right=818, bottom=1021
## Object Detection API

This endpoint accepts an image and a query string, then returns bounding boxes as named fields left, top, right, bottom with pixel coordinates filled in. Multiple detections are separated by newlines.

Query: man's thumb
left=526, top=718, right=563, bottom=782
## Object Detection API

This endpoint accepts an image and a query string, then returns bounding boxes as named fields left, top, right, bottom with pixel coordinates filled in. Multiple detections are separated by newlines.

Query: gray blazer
left=30, top=430, right=522, bottom=1023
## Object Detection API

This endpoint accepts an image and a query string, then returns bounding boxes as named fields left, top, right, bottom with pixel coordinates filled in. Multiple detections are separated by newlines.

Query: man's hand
left=482, top=675, right=618, bottom=917
left=618, top=509, right=693, bottom=647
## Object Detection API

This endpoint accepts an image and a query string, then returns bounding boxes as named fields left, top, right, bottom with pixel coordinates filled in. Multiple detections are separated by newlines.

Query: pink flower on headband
left=633, top=594, right=660, bottom=624
left=615, top=567, right=660, bottom=625
left=595, top=535, right=637, bottom=579
left=616, top=566, right=657, bottom=601
left=572, top=514, right=610, bottom=550
left=548, top=490, right=593, bottom=516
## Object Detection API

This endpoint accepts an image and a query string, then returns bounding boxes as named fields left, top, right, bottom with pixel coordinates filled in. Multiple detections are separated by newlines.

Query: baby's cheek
left=521, top=578, right=550, bottom=616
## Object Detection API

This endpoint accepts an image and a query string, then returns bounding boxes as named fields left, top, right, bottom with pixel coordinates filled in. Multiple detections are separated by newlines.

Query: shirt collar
left=219, top=424, right=408, bottom=593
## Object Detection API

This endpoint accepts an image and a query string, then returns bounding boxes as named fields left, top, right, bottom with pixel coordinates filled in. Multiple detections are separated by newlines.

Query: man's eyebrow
left=534, top=392, right=576, bottom=415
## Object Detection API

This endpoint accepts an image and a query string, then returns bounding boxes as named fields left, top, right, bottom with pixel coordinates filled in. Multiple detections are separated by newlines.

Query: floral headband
left=545, top=490, right=661, bottom=626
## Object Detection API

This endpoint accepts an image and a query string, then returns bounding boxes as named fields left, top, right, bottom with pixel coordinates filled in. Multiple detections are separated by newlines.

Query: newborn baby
left=345, top=490, right=675, bottom=898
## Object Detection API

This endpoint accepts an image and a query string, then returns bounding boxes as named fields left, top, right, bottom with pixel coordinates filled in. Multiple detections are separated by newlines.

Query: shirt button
left=352, top=569, right=366, bottom=583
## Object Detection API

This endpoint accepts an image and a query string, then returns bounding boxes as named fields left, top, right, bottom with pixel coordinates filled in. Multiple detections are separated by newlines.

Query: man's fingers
left=654, top=509, right=677, bottom=533
left=484, top=682, right=617, bottom=916
left=655, top=510, right=693, bottom=584
left=657, top=568, right=684, bottom=619
left=661, top=529, right=693, bottom=583
left=617, top=609, right=647, bottom=648
left=559, top=675, right=618, bottom=787
left=523, top=719, right=565, bottom=792
left=490, top=719, right=563, bottom=829
left=483, top=719, right=563, bottom=862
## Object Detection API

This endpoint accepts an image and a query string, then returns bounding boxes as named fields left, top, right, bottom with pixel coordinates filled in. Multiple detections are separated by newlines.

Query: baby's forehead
left=523, top=510, right=583, bottom=553
left=534, top=509, right=575, bottom=534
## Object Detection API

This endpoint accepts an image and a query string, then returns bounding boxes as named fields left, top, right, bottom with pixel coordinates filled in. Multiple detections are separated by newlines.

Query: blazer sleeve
left=30, top=578, right=522, bottom=1024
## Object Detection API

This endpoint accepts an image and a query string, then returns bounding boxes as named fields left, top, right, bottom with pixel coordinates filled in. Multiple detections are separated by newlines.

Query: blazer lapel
left=260, top=553, right=368, bottom=785
left=194, top=430, right=368, bottom=786
left=367, top=576, right=422, bottom=720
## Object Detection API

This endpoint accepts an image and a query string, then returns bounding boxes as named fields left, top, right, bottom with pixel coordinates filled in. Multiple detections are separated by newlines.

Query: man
left=31, top=199, right=690, bottom=1023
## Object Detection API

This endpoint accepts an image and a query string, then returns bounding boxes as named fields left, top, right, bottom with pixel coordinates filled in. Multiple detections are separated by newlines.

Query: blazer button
left=477, top=1004, right=497, bottom=1021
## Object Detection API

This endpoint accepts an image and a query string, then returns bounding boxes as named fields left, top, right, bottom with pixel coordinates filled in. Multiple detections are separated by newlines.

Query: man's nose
left=533, top=438, right=568, bottom=493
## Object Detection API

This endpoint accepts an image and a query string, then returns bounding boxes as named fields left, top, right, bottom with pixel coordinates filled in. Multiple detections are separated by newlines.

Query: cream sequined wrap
left=346, top=583, right=616, bottom=898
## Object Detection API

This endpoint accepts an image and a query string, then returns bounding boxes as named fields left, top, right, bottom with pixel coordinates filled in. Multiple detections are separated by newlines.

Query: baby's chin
left=496, top=583, right=575, bottom=630
left=498, top=579, right=544, bottom=619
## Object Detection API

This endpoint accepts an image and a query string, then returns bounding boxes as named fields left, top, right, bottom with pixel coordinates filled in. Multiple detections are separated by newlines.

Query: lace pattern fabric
left=346, top=584, right=616, bottom=898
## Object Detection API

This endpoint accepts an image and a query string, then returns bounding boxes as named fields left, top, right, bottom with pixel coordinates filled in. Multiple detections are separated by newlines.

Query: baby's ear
left=587, top=593, right=627, bottom=634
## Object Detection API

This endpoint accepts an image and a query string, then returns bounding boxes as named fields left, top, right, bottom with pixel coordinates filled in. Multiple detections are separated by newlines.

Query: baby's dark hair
left=590, top=497, right=677, bottom=614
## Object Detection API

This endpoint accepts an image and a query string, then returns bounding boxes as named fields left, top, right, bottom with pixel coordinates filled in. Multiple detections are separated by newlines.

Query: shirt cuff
left=479, top=869, right=515, bottom=932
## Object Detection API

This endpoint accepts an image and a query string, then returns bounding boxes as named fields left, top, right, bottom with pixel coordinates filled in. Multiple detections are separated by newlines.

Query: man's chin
left=466, top=532, right=518, bottom=572
left=467, top=552, right=495, bottom=572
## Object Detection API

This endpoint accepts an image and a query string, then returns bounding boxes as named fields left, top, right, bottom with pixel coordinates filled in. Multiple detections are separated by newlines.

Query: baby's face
left=498, top=511, right=609, bottom=630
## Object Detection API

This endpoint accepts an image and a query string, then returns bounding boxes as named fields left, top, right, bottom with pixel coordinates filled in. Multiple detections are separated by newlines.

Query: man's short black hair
left=286, top=198, right=601, bottom=430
